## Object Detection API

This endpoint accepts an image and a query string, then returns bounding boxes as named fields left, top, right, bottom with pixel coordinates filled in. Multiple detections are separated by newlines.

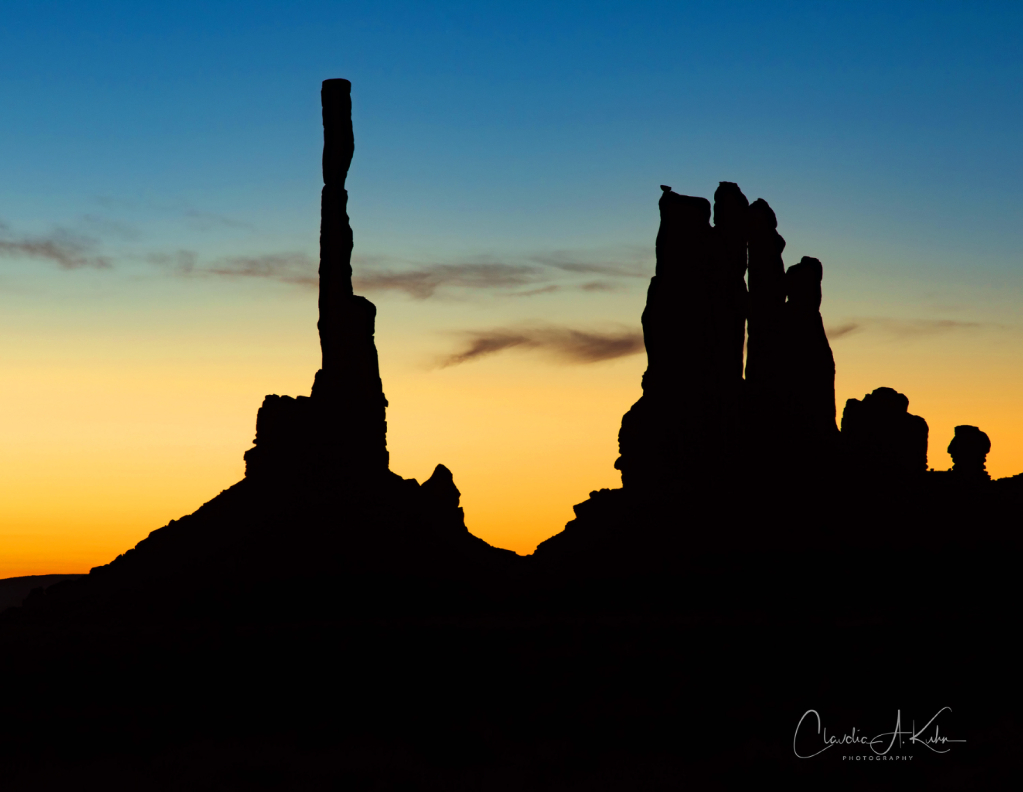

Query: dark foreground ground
left=0, top=575, right=83, bottom=613
left=1, top=547, right=1017, bottom=791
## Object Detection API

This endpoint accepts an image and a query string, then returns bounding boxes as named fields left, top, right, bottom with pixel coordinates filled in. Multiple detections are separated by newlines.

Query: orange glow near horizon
left=2, top=293, right=1022, bottom=578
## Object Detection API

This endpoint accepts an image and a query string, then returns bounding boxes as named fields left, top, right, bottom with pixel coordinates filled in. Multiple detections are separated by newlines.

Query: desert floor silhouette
left=1, top=80, right=1019, bottom=790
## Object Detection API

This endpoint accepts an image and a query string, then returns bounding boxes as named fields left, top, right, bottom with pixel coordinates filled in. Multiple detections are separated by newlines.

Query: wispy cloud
left=509, top=284, right=562, bottom=297
left=136, top=243, right=655, bottom=299
left=827, top=317, right=987, bottom=341
left=579, top=280, right=622, bottom=292
left=438, top=324, right=644, bottom=367
left=146, top=248, right=648, bottom=299
left=343, top=246, right=652, bottom=300
left=153, top=250, right=317, bottom=286
left=826, top=322, right=862, bottom=339
left=353, top=262, right=543, bottom=299
left=1, top=217, right=651, bottom=304
left=874, top=318, right=984, bottom=337
left=0, top=224, right=112, bottom=270
left=529, top=246, right=652, bottom=278
left=207, top=253, right=316, bottom=286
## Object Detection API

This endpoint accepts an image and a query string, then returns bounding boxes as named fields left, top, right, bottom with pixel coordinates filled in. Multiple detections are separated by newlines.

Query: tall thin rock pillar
left=245, top=79, right=389, bottom=479
left=316, top=78, right=356, bottom=372
left=312, top=78, right=389, bottom=471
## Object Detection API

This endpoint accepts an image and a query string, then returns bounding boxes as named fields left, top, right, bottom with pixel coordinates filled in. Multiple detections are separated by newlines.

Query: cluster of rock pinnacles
left=612, top=181, right=992, bottom=492
left=242, top=79, right=993, bottom=550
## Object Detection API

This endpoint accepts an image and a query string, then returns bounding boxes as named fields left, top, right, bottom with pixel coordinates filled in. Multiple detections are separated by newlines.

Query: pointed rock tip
left=428, top=463, right=453, bottom=482
left=422, top=463, right=461, bottom=508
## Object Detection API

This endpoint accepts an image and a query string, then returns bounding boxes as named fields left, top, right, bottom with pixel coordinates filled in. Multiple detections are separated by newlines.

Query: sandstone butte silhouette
left=3, top=78, right=1021, bottom=791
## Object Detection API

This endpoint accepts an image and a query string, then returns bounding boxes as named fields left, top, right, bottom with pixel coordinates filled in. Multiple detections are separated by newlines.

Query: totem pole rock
left=245, top=79, right=389, bottom=478
left=310, top=78, right=389, bottom=471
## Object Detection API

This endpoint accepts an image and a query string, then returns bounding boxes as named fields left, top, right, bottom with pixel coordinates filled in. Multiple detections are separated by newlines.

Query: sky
left=2, top=1, right=1022, bottom=576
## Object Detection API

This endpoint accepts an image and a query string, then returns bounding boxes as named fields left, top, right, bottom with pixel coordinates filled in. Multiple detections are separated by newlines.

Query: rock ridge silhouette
left=535, top=182, right=1022, bottom=575
left=17, top=79, right=516, bottom=622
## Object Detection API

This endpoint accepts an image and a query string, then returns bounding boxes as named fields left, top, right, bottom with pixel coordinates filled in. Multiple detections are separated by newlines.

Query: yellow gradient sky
left=2, top=262, right=1022, bottom=577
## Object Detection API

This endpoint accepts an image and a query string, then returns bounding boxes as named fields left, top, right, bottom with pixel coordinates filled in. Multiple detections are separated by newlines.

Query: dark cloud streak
left=579, top=280, right=621, bottom=292
left=827, top=317, right=987, bottom=341
left=140, top=245, right=650, bottom=299
left=0, top=225, right=112, bottom=270
left=439, top=325, right=644, bottom=367
left=354, top=263, right=542, bottom=299
left=206, top=253, right=316, bottom=286
left=875, top=318, right=983, bottom=337
left=826, top=322, right=861, bottom=339
left=151, top=250, right=317, bottom=286
left=509, top=285, right=561, bottom=297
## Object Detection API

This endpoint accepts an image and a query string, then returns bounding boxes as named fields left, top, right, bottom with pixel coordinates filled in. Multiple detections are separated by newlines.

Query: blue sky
left=3, top=1, right=1021, bottom=265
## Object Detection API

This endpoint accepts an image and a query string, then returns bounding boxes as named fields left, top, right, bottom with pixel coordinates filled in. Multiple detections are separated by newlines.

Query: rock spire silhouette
left=245, top=79, right=389, bottom=478
left=780, top=255, right=838, bottom=451
left=537, top=182, right=845, bottom=564
left=744, top=198, right=786, bottom=393
left=612, top=183, right=837, bottom=494
left=615, top=184, right=751, bottom=491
